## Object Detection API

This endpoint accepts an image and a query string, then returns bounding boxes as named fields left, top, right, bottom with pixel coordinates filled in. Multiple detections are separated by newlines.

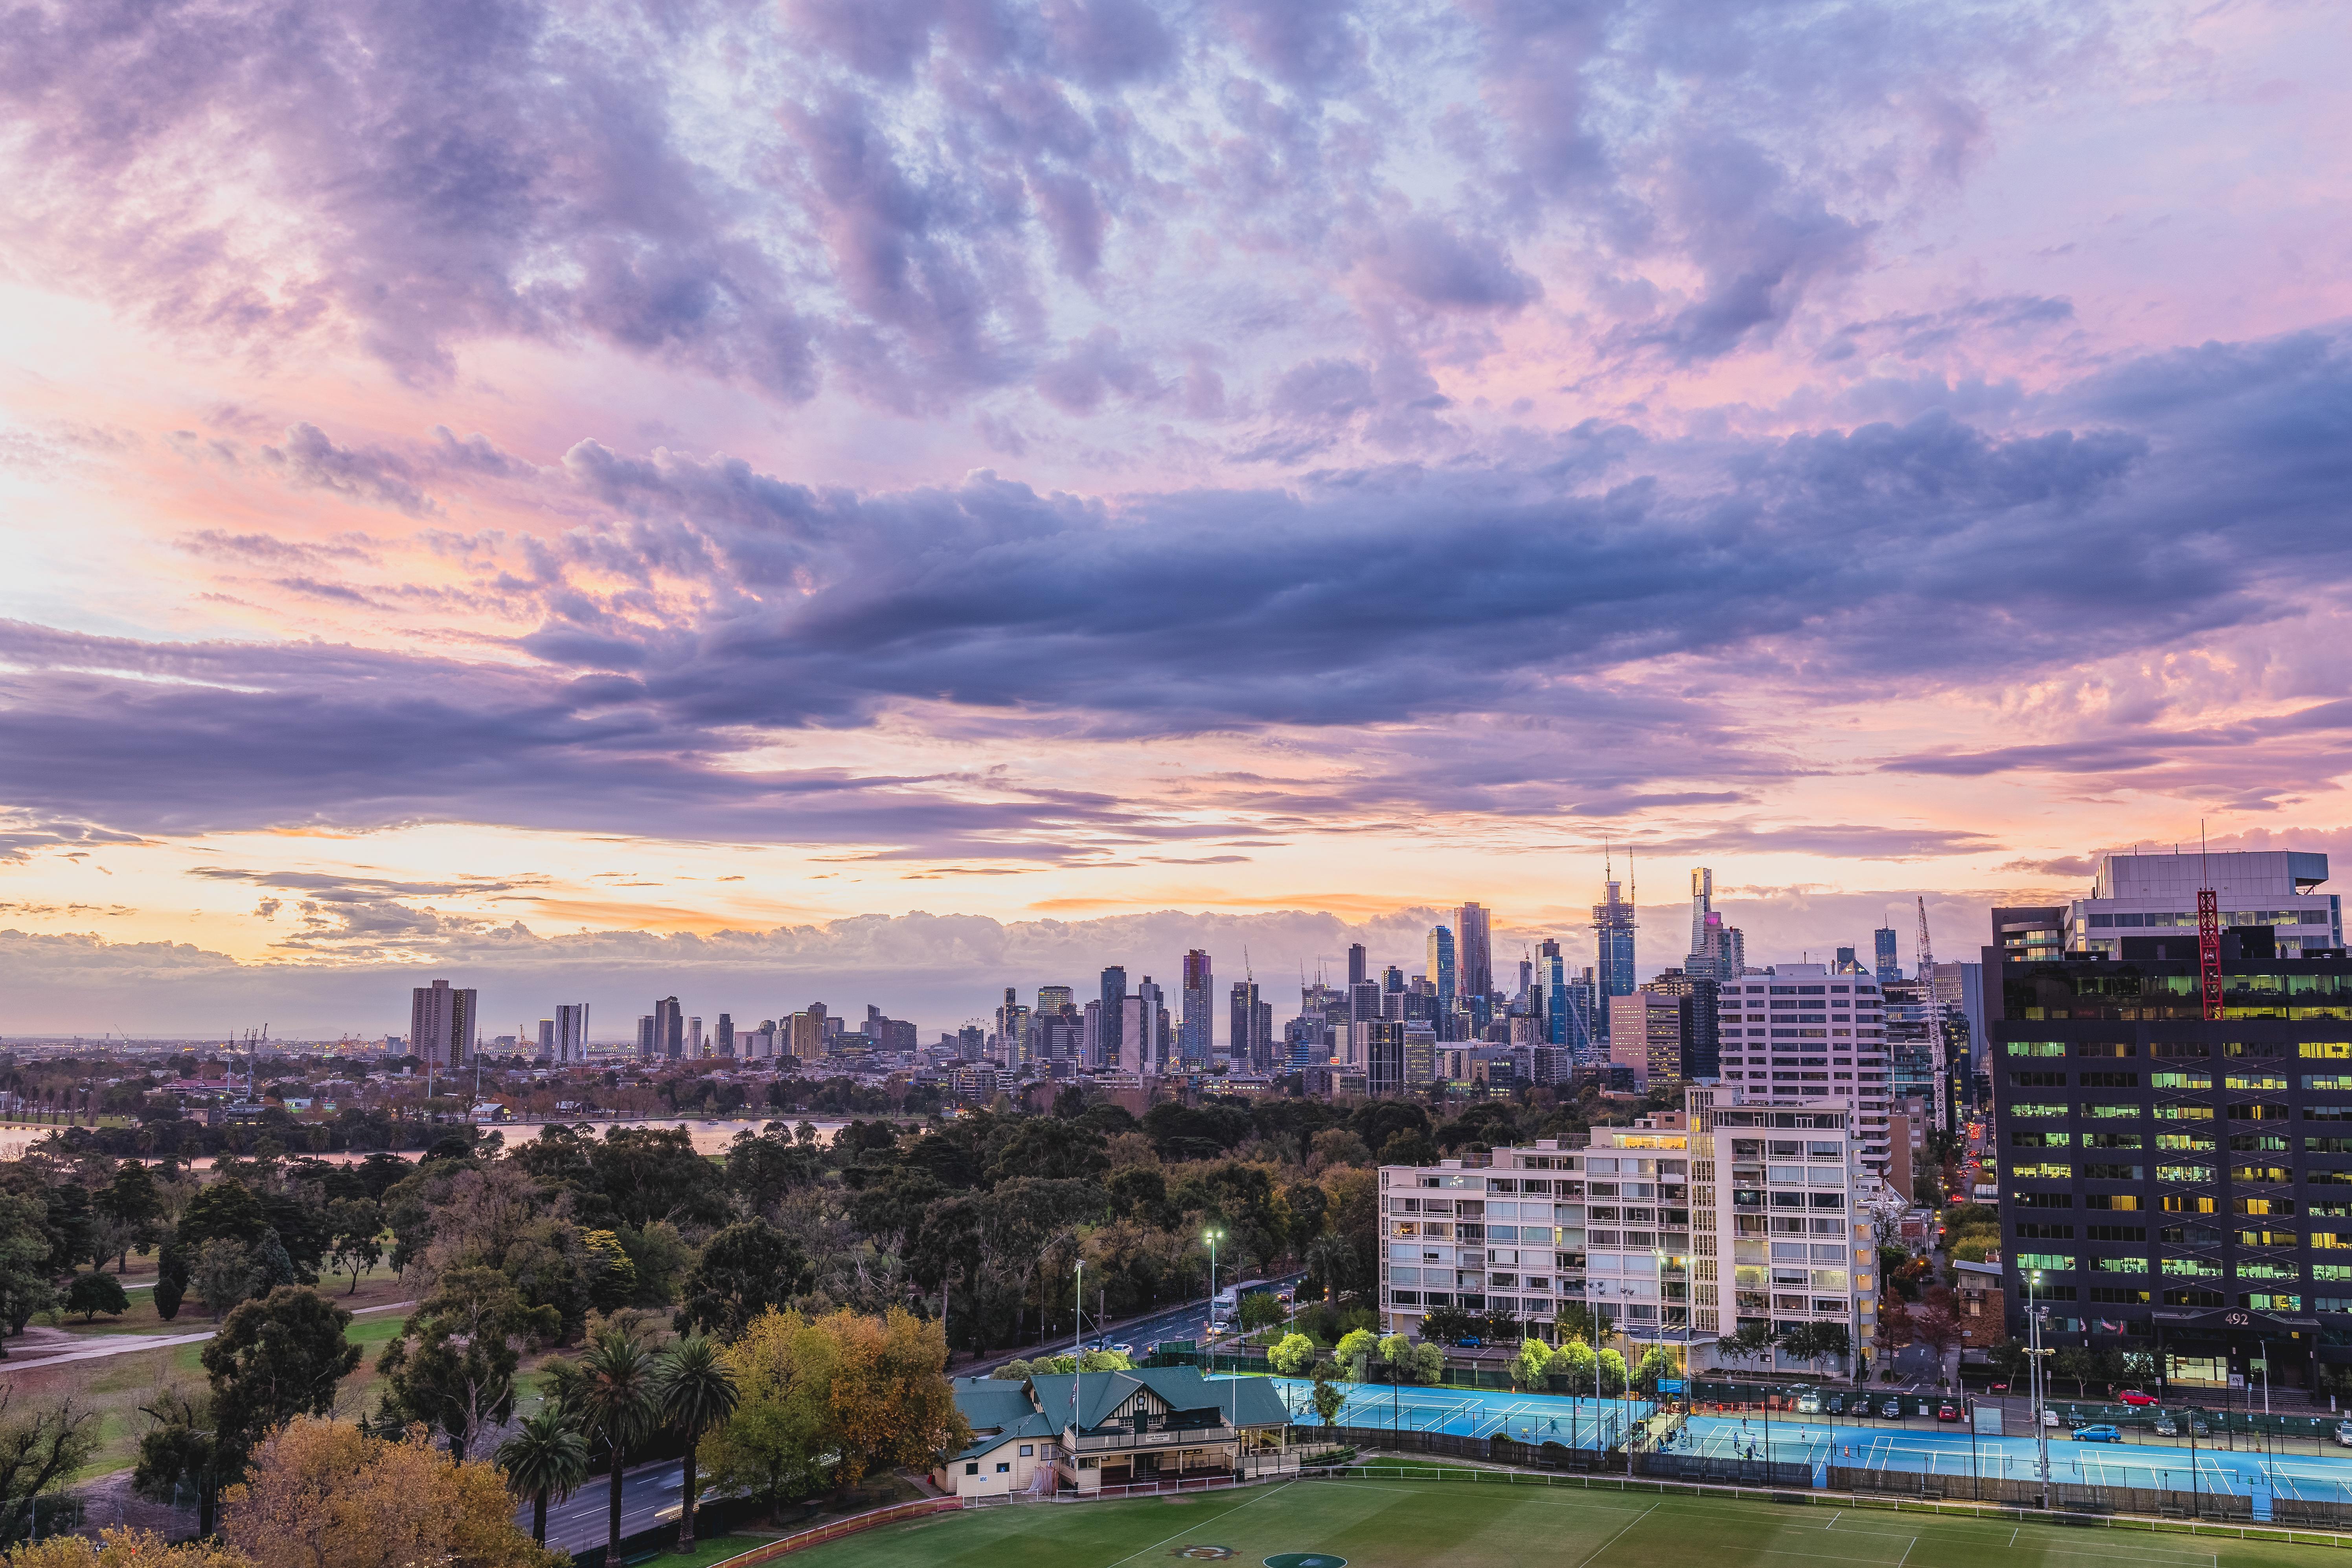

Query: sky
left=2, top=0, right=2350, bottom=1040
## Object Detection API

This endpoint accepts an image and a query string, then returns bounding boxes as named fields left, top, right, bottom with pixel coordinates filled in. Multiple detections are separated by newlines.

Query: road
left=533, top=1458, right=702, bottom=1557
left=0, top=1299, right=414, bottom=1370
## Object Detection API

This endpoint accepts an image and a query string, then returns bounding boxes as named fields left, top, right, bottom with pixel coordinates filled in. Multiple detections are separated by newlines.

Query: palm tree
left=495, top=1406, right=589, bottom=1547
left=1305, top=1233, right=1355, bottom=1305
left=654, top=1335, right=741, bottom=1551
left=548, top=1328, right=660, bottom=1561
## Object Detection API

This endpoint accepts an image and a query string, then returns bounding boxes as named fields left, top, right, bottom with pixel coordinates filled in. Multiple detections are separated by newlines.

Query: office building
left=1426, top=926, right=1457, bottom=1033
left=1348, top=943, right=1368, bottom=988
left=1686, top=869, right=1718, bottom=975
left=1229, top=980, right=1273, bottom=1071
left=1608, top=991, right=1682, bottom=1088
left=1099, top=966, right=1128, bottom=1070
left=648, top=997, right=683, bottom=1060
left=1456, top=903, right=1493, bottom=1004
left=1832, top=947, right=1865, bottom=976
left=788, top=1004, right=829, bottom=1060
left=1593, top=872, right=1637, bottom=1042
left=687, top=1016, right=704, bottom=1056
left=1988, top=849, right=2352, bottom=1388
left=715, top=1013, right=734, bottom=1056
left=1712, top=963, right=1894, bottom=1177
left=1366, top=1019, right=1407, bottom=1097
left=1642, top=967, right=1721, bottom=1082
left=409, top=979, right=476, bottom=1070
left=1875, top=927, right=1901, bottom=983
left=2064, top=850, right=2343, bottom=960
left=1405, top=1023, right=1436, bottom=1088
left=535, top=1018, right=555, bottom=1057
left=635, top=1015, right=657, bottom=1056
left=1121, top=978, right=1169, bottom=1075
left=1180, top=951, right=1214, bottom=1067
left=553, top=1002, right=590, bottom=1063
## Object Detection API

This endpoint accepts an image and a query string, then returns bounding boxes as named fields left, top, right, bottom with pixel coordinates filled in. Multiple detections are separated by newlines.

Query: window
left=2010, top=1103, right=2069, bottom=1118
left=2015, top=1252, right=2075, bottom=1272
left=2161, top=1257, right=2221, bottom=1278
left=2007, top=1041, right=2066, bottom=1056
left=2304, top=1043, right=2352, bottom=1059
left=966, top=1463, right=980, bottom=1476
left=2308, top=1076, right=2352, bottom=1091
left=2151, top=1072, right=2213, bottom=1089
left=2085, top=1104, right=2141, bottom=1119
left=2157, top=1164, right=2216, bottom=1182
left=997, top=1462, right=1011, bottom=1473
left=1019, top=1445, right=1034, bottom=1457
left=2080, top=1072, right=2140, bottom=1088
left=2085, top=1194, right=2140, bottom=1210
left=2015, top=1192, right=2074, bottom=1208
left=2090, top=1257, right=2149, bottom=1273
left=2087, top=1224, right=2146, bottom=1241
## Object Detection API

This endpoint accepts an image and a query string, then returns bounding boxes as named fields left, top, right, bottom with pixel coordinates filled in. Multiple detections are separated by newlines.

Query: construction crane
left=1914, top=895, right=1935, bottom=991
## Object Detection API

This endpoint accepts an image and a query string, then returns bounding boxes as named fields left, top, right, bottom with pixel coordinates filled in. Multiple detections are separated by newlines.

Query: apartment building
left=1376, top=1101, right=1878, bottom=1368
left=1712, top=963, right=1894, bottom=1178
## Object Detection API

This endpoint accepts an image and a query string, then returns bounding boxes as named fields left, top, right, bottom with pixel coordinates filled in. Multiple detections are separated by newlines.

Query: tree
left=0, top=1390, right=98, bottom=1545
left=494, top=1408, right=588, bottom=1548
left=1267, top=1333, right=1316, bottom=1375
left=2051, top=1345, right=2097, bottom=1399
left=1632, top=1344, right=1676, bottom=1394
left=1333, top=1328, right=1376, bottom=1379
left=154, top=1239, right=188, bottom=1322
left=1418, top=1305, right=1474, bottom=1345
left=202, top=1287, right=361, bottom=1463
left=192, top=1239, right=257, bottom=1318
left=97, top=1161, right=164, bottom=1272
left=654, top=1336, right=740, bottom=1552
left=178, top=1179, right=269, bottom=1252
left=1303, top=1232, right=1357, bottom=1304
left=132, top=1388, right=229, bottom=1539
left=544, top=1327, right=660, bottom=1562
left=1554, top=1300, right=1615, bottom=1345
left=323, top=1199, right=382, bottom=1295
left=1514, top=1337, right=1555, bottom=1389
left=581, top=1230, right=638, bottom=1312
left=822, top=1307, right=962, bottom=1494
left=1596, top=1347, right=1627, bottom=1396
left=0, top=1194, right=57, bottom=1354
left=64, top=1272, right=129, bottom=1323
left=0, top=1524, right=253, bottom=1567
left=697, top=1309, right=842, bottom=1515
left=1714, top=1320, right=1776, bottom=1377
left=376, top=1268, right=560, bottom=1461
left=1237, top=1291, right=1286, bottom=1335
left=1554, top=1335, right=1598, bottom=1392
left=1309, top=1364, right=1345, bottom=1426
left=673, top=1220, right=810, bottom=1341
left=219, top=1415, right=556, bottom=1568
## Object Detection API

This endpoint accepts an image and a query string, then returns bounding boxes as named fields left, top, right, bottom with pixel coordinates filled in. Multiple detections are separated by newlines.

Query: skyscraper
left=1686, top=867, right=1714, bottom=971
left=1873, top=926, right=1901, bottom=982
left=1228, top=979, right=1271, bottom=1070
left=1346, top=943, right=1367, bottom=987
left=1425, top=925, right=1456, bottom=1022
left=1099, top=966, right=1128, bottom=1070
left=1593, top=868, right=1637, bottom=1043
left=409, top=978, right=475, bottom=1069
left=554, top=1002, right=590, bottom=1063
left=536, top=1018, right=555, bottom=1057
left=1180, top=950, right=1214, bottom=1067
left=653, top=996, right=684, bottom=1059
left=687, top=1016, right=704, bottom=1055
left=1455, top=903, right=1493, bottom=1001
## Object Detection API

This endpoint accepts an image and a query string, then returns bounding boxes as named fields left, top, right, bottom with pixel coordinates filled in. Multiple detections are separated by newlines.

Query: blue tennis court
left=1254, top=1376, right=2352, bottom=1501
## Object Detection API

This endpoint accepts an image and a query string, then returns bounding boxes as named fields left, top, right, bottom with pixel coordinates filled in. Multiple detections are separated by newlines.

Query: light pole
left=2029, top=1268, right=2050, bottom=1500
left=1204, top=1228, right=1223, bottom=1352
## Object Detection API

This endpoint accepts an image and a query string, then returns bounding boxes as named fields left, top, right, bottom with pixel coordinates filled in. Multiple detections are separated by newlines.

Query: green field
left=785, top=1476, right=2352, bottom=1568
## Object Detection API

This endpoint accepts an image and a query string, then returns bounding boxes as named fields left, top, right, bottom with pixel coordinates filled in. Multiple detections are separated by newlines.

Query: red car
left=2117, top=1390, right=2158, bottom=1407
left=1936, top=1403, right=1961, bottom=1423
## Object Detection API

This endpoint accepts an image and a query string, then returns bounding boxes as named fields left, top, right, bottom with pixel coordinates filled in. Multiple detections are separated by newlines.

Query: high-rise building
left=1228, top=980, right=1272, bottom=1070
left=636, top=1015, right=657, bottom=1056
left=1710, top=964, right=1893, bottom=1177
left=409, top=979, right=476, bottom=1070
left=1874, top=927, right=1901, bottom=982
left=536, top=1018, right=555, bottom=1057
left=1122, top=976, right=1169, bottom=1075
left=715, top=1013, right=735, bottom=1056
left=554, top=1002, right=590, bottom=1063
left=1593, top=873, right=1637, bottom=1042
left=1099, top=966, right=1128, bottom=1070
left=1348, top=978, right=1381, bottom=1026
left=1643, top=968, right=1721, bottom=1082
left=1425, top=926, right=1456, bottom=1033
left=687, top=1016, right=704, bottom=1056
left=2063, top=849, right=2341, bottom=959
left=1347, top=944, right=1368, bottom=988
left=1986, top=856, right=2352, bottom=1365
left=1687, top=868, right=1715, bottom=972
left=1832, top=947, right=1864, bottom=975
left=1608, top=991, right=1683, bottom=1088
left=651, top=997, right=684, bottom=1059
left=1456, top=903, right=1493, bottom=1002
left=1365, top=1020, right=1406, bottom=1097
left=787, top=1004, right=829, bottom=1060
left=1180, top=950, right=1214, bottom=1067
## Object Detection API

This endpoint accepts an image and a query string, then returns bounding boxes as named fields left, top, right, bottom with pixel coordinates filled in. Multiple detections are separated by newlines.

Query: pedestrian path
left=0, top=1299, right=414, bottom=1370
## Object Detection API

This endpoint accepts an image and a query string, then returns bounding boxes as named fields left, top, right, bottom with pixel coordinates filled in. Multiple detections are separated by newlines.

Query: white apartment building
left=1376, top=1097, right=1878, bottom=1369
left=1711, top=963, right=1892, bottom=1177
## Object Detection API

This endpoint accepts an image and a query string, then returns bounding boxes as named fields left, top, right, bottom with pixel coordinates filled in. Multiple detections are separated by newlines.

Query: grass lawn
left=777, top=1475, right=2352, bottom=1568
left=634, top=1535, right=772, bottom=1568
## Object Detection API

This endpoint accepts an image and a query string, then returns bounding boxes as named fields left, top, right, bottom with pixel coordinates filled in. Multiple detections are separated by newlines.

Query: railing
left=1072, top=1424, right=1236, bottom=1451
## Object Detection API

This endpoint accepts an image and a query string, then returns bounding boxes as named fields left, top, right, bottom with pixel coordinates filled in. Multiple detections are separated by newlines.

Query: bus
left=1210, top=1278, right=1275, bottom=1330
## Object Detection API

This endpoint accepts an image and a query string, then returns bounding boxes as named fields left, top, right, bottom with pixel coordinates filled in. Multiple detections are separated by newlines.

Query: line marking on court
left=1892, top=1535, right=1915, bottom=1568
left=1824, top=1510, right=1842, bottom=1529
left=1097, top=1478, right=1296, bottom=1568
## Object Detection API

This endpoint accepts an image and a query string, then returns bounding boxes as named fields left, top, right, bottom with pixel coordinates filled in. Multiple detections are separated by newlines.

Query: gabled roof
left=946, top=1406, right=1060, bottom=1464
left=1016, top=1367, right=1290, bottom=1430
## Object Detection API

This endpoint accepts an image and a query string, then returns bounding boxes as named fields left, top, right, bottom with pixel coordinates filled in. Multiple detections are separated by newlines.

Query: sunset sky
left=3, top=0, right=2349, bottom=1038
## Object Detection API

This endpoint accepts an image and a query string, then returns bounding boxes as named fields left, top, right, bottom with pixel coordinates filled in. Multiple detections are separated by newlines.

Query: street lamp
left=1204, top=1228, right=1223, bottom=1347
left=2029, top=1268, right=2050, bottom=1498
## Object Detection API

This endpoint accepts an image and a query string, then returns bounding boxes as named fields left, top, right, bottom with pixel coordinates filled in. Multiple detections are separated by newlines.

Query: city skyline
left=4, top=2, right=2350, bottom=1031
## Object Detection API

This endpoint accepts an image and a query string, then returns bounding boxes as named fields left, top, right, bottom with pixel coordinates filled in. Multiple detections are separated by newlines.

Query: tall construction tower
left=1593, top=844, right=1637, bottom=1045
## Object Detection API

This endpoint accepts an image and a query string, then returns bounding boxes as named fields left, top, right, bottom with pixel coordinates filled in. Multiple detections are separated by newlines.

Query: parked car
left=1826, top=1394, right=1846, bottom=1415
left=1796, top=1393, right=1822, bottom=1414
left=1459, top=1336, right=1482, bottom=1348
left=1880, top=1397, right=1902, bottom=1419
left=2073, top=1424, right=2124, bottom=1443
left=2153, top=1414, right=2179, bottom=1437
left=2117, top=1389, right=2158, bottom=1406
left=1936, top=1402, right=1961, bottom=1423
left=1109, top=1342, right=1134, bottom=1357
left=2334, top=1421, right=2352, bottom=1449
left=2042, top=1408, right=2060, bottom=1428
left=2190, top=1415, right=2211, bottom=1437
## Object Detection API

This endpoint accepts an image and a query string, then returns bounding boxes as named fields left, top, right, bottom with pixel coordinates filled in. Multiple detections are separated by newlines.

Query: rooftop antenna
left=2199, top=820, right=2223, bottom=1022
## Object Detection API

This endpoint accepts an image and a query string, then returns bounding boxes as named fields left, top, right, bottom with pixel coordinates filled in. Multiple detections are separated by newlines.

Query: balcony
left=1072, top=1423, right=1236, bottom=1454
